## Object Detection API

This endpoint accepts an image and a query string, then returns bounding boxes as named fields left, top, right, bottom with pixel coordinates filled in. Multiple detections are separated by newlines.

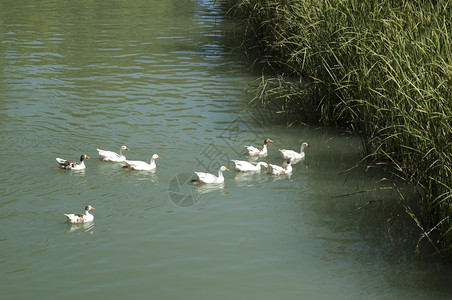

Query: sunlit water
left=1, top=1, right=451, bottom=299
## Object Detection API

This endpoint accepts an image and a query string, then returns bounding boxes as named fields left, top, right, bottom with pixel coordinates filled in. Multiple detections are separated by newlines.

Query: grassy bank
left=222, top=0, right=452, bottom=259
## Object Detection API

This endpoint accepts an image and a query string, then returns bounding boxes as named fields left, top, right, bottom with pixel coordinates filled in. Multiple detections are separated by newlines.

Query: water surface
left=1, top=0, right=451, bottom=299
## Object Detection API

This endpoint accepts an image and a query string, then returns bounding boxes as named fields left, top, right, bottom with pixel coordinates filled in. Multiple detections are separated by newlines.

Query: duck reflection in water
left=194, top=182, right=225, bottom=196
left=232, top=171, right=269, bottom=187
left=65, top=221, right=95, bottom=234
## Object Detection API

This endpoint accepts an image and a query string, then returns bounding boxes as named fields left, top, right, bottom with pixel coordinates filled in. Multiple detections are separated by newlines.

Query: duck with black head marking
left=244, top=138, right=273, bottom=157
left=56, top=154, right=90, bottom=170
left=64, top=205, right=95, bottom=224
left=269, top=159, right=293, bottom=175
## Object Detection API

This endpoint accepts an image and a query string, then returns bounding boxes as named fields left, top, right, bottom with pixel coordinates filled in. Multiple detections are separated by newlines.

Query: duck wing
left=56, top=158, right=77, bottom=169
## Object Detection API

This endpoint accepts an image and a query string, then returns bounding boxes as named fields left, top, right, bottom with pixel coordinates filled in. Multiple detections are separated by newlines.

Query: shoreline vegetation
left=221, top=0, right=452, bottom=260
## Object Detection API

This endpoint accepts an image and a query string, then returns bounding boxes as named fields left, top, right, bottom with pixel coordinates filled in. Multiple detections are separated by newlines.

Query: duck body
left=245, top=138, right=273, bottom=157
left=124, top=154, right=160, bottom=171
left=269, top=160, right=293, bottom=175
left=56, top=154, right=89, bottom=170
left=194, top=166, right=229, bottom=184
left=279, top=142, right=310, bottom=161
left=231, top=160, right=268, bottom=172
left=64, top=205, right=95, bottom=224
left=97, top=145, right=129, bottom=162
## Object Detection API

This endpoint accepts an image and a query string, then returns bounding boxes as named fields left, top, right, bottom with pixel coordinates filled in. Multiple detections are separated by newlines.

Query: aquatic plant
left=223, top=0, right=452, bottom=259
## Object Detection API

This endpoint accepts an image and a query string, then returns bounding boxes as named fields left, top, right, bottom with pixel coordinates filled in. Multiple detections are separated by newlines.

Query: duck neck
left=149, top=157, right=156, bottom=168
left=300, top=144, right=306, bottom=153
left=286, top=163, right=292, bottom=173
left=218, top=169, right=224, bottom=179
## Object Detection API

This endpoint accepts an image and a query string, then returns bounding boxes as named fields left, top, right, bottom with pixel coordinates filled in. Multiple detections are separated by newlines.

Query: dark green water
left=1, top=0, right=451, bottom=299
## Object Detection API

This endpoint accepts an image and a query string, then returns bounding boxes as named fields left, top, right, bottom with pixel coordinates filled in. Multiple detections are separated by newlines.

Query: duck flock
left=59, top=139, right=310, bottom=224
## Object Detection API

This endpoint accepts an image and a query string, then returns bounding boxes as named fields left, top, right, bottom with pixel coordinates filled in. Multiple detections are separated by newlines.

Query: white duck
left=194, top=166, right=229, bottom=184
left=231, top=160, right=269, bottom=172
left=124, top=154, right=160, bottom=171
left=64, top=205, right=95, bottom=224
left=279, top=142, right=310, bottom=161
left=56, top=154, right=89, bottom=170
left=269, top=160, right=293, bottom=175
left=97, top=145, right=129, bottom=162
left=245, top=138, right=273, bottom=157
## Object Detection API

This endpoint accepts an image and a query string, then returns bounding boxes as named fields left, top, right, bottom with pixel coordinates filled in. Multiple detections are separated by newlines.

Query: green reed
left=223, top=0, right=452, bottom=259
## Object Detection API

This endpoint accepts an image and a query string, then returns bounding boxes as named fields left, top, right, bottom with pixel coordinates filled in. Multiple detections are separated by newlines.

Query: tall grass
left=223, top=0, right=452, bottom=259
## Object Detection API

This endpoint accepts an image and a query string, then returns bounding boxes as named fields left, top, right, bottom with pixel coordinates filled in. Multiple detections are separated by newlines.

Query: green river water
left=1, top=0, right=451, bottom=299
